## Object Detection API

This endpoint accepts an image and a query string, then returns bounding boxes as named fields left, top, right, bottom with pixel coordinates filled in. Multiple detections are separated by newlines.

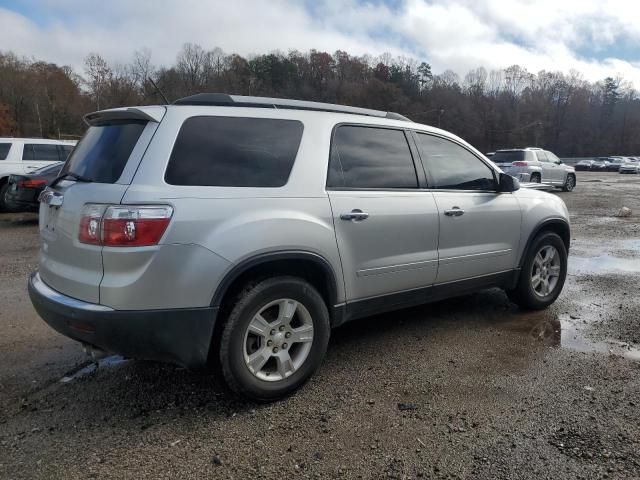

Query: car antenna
left=148, top=77, right=170, bottom=104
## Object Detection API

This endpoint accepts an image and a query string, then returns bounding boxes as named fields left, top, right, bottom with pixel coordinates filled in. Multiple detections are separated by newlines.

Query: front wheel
left=219, top=276, right=330, bottom=402
left=562, top=174, right=576, bottom=192
left=507, top=232, right=567, bottom=310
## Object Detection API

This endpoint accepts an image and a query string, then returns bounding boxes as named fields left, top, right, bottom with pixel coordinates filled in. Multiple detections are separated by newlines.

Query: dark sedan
left=574, top=160, right=594, bottom=171
left=590, top=159, right=610, bottom=171
left=3, top=162, right=63, bottom=212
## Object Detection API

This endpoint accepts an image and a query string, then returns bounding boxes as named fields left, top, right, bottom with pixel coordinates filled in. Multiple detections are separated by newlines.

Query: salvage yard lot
left=1, top=172, right=639, bottom=480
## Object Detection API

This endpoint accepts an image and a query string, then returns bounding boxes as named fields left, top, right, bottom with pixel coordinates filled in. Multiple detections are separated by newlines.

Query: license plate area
left=44, top=206, right=60, bottom=233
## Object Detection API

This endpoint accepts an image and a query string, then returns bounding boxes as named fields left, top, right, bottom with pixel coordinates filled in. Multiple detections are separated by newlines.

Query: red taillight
left=512, top=161, right=528, bottom=166
left=78, top=205, right=173, bottom=247
left=18, top=179, right=47, bottom=188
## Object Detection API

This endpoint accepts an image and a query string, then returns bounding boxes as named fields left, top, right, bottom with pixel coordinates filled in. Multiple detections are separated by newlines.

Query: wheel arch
left=518, top=218, right=570, bottom=268
left=211, top=250, right=340, bottom=319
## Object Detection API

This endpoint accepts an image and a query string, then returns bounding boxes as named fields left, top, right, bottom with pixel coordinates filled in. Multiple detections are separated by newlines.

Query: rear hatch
left=491, top=150, right=526, bottom=171
left=38, top=107, right=164, bottom=303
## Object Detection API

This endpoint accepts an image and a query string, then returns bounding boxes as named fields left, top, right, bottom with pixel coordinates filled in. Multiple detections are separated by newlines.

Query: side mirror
left=498, top=172, right=520, bottom=192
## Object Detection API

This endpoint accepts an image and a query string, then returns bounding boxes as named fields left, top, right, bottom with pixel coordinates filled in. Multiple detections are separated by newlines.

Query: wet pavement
left=1, top=172, right=640, bottom=479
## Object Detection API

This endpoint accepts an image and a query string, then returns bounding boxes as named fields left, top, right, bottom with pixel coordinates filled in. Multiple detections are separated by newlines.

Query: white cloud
left=1, top=0, right=640, bottom=86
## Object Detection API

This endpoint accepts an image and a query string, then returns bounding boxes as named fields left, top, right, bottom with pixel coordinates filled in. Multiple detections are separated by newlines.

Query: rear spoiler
left=84, top=106, right=166, bottom=126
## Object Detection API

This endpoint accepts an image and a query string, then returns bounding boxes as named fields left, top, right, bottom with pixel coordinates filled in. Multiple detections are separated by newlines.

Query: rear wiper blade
left=50, top=171, right=93, bottom=188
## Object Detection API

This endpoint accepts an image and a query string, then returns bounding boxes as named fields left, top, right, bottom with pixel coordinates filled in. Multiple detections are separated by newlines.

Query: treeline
left=1, top=44, right=639, bottom=156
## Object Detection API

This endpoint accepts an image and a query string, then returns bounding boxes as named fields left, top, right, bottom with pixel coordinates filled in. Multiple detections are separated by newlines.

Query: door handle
left=444, top=207, right=465, bottom=217
left=340, top=209, right=369, bottom=221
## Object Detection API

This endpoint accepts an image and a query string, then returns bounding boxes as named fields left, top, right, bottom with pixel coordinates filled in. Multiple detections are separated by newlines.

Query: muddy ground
left=1, top=172, right=639, bottom=480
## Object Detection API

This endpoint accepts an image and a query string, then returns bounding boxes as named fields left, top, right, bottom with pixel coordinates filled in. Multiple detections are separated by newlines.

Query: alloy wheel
left=530, top=245, right=561, bottom=298
left=242, top=298, right=314, bottom=382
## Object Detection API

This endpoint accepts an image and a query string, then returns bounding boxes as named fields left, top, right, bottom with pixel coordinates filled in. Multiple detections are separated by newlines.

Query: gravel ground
left=1, top=172, right=639, bottom=480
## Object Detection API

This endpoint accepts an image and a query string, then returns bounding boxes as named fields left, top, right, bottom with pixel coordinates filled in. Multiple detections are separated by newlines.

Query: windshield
left=491, top=151, right=525, bottom=163
left=62, top=120, right=147, bottom=183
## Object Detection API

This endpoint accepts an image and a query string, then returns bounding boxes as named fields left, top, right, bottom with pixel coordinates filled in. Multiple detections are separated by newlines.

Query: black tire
left=562, top=174, right=576, bottom=192
left=530, top=173, right=541, bottom=183
left=507, top=232, right=567, bottom=310
left=219, top=276, right=330, bottom=402
left=0, top=181, right=13, bottom=213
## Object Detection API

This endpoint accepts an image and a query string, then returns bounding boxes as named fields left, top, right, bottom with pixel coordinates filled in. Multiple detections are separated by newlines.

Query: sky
left=1, top=0, right=640, bottom=86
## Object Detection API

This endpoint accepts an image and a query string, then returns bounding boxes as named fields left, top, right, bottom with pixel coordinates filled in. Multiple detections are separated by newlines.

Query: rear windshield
left=165, top=116, right=303, bottom=187
left=491, top=151, right=526, bottom=163
left=61, top=120, right=146, bottom=183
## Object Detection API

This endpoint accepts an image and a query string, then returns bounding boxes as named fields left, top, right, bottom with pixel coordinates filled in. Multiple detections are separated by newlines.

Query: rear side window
left=62, top=121, right=147, bottom=183
left=165, top=116, right=303, bottom=187
left=327, top=126, right=417, bottom=189
left=0, top=143, right=10, bottom=160
left=23, top=144, right=61, bottom=161
left=416, top=134, right=496, bottom=190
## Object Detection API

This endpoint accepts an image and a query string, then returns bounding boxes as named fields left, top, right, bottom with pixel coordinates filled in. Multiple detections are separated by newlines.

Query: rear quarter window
left=0, top=143, right=10, bottom=160
left=165, top=116, right=304, bottom=187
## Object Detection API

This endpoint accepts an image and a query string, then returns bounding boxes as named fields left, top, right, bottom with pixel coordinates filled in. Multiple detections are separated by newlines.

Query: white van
left=0, top=138, right=77, bottom=211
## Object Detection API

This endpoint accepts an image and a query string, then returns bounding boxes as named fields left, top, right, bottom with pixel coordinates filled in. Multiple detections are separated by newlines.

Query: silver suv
left=29, top=94, right=570, bottom=401
left=492, top=147, right=577, bottom=191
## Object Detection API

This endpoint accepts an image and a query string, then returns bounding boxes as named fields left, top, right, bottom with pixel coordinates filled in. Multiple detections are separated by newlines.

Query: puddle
left=569, top=255, right=640, bottom=275
left=529, top=314, right=640, bottom=361
left=621, top=239, right=640, bottom=250
left=60, top=355, right=129, bottom=383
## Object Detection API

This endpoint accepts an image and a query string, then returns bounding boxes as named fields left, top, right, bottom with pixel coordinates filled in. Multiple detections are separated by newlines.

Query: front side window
left=416, top=134, right=496, bottom=191
left=327, top=126, right=418, bottom=189
left=165, top=116, right=303, bottom=187
left=535, top=150, right=549, bottom=162
left=23, top=144, right=61, bottom=161
left=546, top=151, right=561, bottom=163
left=0, top=143, right=10, bottom=160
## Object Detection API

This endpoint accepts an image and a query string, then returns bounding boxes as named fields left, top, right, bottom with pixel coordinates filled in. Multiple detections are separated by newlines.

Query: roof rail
left=173, top=93, right=412, bottom=122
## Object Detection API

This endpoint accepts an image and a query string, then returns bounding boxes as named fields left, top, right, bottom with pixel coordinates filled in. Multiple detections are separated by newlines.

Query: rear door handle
left=444, top=207, right=464, bottom=217
left=340, top=209, right=369, bottom=221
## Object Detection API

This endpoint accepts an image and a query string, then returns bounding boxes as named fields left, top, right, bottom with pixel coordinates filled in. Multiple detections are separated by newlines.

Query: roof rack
left=173, top=93, right=412, bottom=122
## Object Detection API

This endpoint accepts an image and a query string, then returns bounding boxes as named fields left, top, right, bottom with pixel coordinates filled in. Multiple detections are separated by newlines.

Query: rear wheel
left=507, top=232, right=567, bottom=310
left=562, top=174, right=576, bottom=192
left=219, top=276, right=330, bottom=401
left=530, top=173, right=541, bottom=183
left=0, top=181, right=16, bottom=213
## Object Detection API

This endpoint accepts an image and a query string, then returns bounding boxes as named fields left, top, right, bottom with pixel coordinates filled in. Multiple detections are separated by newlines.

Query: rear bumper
left=28, top=272, right=218, bottom=368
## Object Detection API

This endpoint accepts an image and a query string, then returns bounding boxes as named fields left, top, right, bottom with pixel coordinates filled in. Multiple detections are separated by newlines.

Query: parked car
left=574, top=160, right=595, bottom=171
left=29, top=94, right=571, bottom=401
left=3, top=162, right=63, bottom=212
left=590, top=159, right=610, bottom=171
left=0, top=138, right=76, bottom=211
left=606, top=157, right=626, bottom=171
left=619, top=159, right=640, bottom=174
left=491, top=147, right=576, bottom=191
left=486, top=152, right=495, bottom=157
